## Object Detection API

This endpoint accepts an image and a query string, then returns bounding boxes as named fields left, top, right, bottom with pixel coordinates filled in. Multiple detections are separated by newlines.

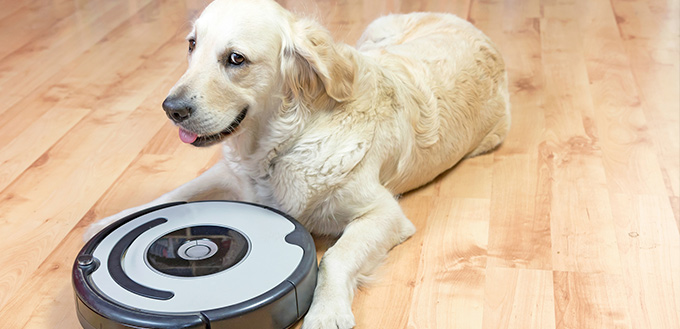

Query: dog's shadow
left=52, top=279, right=83, bottom=327
left=312, top=235, right=338, bottom=263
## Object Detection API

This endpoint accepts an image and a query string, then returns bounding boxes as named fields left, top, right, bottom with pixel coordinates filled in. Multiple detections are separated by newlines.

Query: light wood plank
left=0, top=106, right=90, bottom=192
left=541, top=1, right=622, bottom=274
left=610, top=193, right=680, bottom=329
left=482, top=268, right=556, bottom=329
left=553, top=271, right=633, bottom=329
left=488, top=153, right=553, bottom=269
left=0, top=0, right=84, bottom=60
left=0, top=0, right=154, bottom=116
left=408, top=198, right=489, bottom=329
left=577, top=0, right=668, bottom=196
left=612, top=0, right=680, bottom=199
left=475, top=0, right=554, bottom=271
left=435, top=154, right=494, bottom=199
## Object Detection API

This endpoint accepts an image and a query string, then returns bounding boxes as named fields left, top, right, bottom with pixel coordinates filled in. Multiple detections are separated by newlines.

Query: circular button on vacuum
left=179, top=239, right=218, bottom=260
left=185, top=245, right=209, bottom=258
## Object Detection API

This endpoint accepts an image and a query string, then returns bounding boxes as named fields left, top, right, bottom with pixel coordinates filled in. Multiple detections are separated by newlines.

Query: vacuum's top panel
left=88, top=201, right=303, bottom=313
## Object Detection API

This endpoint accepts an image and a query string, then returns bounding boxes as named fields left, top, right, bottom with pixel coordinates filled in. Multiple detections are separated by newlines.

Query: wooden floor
left=0, top=0, right=678, bottom=328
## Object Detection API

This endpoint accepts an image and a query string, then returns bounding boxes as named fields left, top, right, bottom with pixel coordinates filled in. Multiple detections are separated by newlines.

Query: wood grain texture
left=0, top=0, right=677, bottom=328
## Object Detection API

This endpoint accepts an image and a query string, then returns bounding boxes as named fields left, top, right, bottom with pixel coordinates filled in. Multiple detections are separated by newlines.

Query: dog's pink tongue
left=179, top=128, right=198, bottom=144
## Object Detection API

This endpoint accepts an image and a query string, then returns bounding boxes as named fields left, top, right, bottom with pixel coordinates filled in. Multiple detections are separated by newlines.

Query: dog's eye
left=188, top=38, right=196, bottom=53
left=228, top=52, right=245, bottom=65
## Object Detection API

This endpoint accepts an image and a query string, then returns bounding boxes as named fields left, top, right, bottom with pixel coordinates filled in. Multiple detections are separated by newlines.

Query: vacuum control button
left=178, top=239, right=218, bottom=260
left=185, top=245, right=210, bottom=258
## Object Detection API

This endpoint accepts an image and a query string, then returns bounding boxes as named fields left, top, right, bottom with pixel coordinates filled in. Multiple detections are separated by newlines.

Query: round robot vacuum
left=72, top=201, right=317, bottom=329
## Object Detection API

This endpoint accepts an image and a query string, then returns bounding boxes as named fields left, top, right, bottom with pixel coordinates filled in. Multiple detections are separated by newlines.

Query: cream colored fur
left=85, top=0, right=510, bottom=328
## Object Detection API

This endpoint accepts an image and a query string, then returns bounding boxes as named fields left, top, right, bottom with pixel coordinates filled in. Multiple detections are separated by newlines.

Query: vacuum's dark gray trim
left=107, top=217, right=174, bottom=300
left=73, top=200, right=317, bottom=329
left=74, top=201, right=206, bottom=328
left=74, top=290, right=206, bottom=329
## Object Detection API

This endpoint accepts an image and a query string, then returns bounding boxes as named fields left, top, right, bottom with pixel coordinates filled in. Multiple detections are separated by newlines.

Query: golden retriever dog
left=85, top=0, right=510, bottom=327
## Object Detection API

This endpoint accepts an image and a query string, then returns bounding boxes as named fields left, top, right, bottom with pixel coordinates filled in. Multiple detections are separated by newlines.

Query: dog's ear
left=281, top=18, right=355, bottom=103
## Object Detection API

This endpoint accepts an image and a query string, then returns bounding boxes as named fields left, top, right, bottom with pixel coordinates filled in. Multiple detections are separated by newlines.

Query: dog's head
left=163, top=0, right=355, bottom=147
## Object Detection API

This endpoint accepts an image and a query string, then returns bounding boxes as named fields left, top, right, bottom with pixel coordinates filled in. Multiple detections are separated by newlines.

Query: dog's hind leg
left=83, top=160, right=249, bottom=240
left=302, top=186, right=415, bottom=329
left=467, top=113, right=510, bottom=158
left=467, top=76, right=511, bottom=158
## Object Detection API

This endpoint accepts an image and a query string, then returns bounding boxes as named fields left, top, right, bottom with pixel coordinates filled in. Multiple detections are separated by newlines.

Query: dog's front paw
left=302, top=300, right=356, bottom=329
left=83, top=206, right=145, bottom=241
left=82, top=205, right=153, bottom=242
left=83, top=215, right=118, bottom=242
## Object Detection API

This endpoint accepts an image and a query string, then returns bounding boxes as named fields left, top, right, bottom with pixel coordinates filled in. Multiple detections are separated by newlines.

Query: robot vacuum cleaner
left=72, top=201, right=317, bottom=329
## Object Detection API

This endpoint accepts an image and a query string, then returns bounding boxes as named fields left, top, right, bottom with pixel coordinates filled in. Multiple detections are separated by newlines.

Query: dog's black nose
left=162, top=96, right=193, bottom=123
